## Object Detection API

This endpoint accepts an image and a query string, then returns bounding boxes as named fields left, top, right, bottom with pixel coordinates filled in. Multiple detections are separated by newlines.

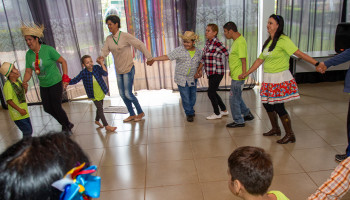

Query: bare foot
left=105, top=125, right=117, bottom=132
left=95, top=121, right=104, bottom=128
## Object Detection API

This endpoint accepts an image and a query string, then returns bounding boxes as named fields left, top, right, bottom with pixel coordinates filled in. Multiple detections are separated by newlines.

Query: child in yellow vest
left=69, top=55, right=116, bottom=132
left=0, top=62, right=32, bottom=138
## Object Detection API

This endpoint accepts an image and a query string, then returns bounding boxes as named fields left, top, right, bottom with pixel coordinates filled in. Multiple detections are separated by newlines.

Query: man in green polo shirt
left=223, top=22, right=254, bottom=128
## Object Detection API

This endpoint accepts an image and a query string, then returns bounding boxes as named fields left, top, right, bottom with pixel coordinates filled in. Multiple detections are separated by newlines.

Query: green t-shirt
left=258, top=35, right=298, bottom=73
left=3, top=80, right=30, bottom=121
left=229, top=35, right=248, bottom=80
left=25, top=44, right=62, bottom=87
left=92, top=76, right=105, bottom=101
left=268, top=190, right=289, bottom=200
left=188, top=50, right=196, bottom=58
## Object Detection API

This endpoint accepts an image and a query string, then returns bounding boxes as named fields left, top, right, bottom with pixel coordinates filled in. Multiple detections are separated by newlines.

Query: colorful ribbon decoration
left=51, top=163, right=101, bottom=200
left=35, top=52, right=40, bottom=75
left=62, top=74, right=71, bottom=83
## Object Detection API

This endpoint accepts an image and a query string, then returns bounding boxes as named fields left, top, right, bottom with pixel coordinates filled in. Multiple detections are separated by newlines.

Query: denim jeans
left=229, top=80, right=250, bottom=124
left=116, top=66, right=143, bottom=116
left=14, top=117, right=33, bottom=137
left=178, top=82, right=197, bottom=116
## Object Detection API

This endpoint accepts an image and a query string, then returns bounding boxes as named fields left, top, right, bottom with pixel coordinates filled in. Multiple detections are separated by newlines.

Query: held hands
left=146, top=59, right=154, bottom=66
left=194, top=70, right=202, bottom=79
left=97, top=56, right=104, bottom=65
left=22, top=82, right=28, bottom=93
left=316, top=62, right=327, bottom=74
left=19, top=108, right=27, bottom=116
left=238, top=73, right=247, bottom=80
left=63, top=82, right=69, bottom=89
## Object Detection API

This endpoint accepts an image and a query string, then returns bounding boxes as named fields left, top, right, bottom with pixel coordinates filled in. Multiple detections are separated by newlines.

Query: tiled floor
left=1, top=81, right=350, bottom=199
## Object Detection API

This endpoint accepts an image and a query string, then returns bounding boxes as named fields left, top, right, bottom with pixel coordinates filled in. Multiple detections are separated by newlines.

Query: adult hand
left=316, top=62, right=327, bottom=74
left=146, top=60, right=154, bottom=66
left=238, top=73, right=246, bottom=80
left=19, top=108, right=27, bottom=116
left=97, top=56, right=104, bottom=65
left=194, top=70, right=202, bottom=79
left=63, top=82, right=69, bottom=90
left=22, top=81, right=28, bottom=93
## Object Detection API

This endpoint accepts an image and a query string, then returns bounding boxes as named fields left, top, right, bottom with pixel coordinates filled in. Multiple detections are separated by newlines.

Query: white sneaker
left=220, top=110, right=229, bottom=116
left=206, top=113, right=222, bottom=120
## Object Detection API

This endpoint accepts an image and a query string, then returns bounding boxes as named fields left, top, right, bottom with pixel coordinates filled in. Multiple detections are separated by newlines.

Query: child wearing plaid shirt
left=69, top=55, right=116, bottom=132
left=151, top=31, right=202, bottom=122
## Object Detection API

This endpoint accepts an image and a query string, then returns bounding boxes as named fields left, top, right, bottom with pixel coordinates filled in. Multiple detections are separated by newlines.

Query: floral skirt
left=260, top=70, right=300, bottom=104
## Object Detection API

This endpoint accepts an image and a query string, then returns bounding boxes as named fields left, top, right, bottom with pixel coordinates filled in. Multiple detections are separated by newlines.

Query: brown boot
left=277, top=114, right=296, bottom=144
left=263, top=112, right=281, bottom=136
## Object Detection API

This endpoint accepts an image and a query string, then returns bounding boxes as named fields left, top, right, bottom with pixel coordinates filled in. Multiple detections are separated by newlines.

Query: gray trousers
left=93, top=100, right=108, bottom=126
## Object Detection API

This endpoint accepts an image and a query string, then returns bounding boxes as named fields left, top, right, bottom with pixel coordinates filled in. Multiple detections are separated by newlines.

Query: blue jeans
left=178, top=82, right=197, bottom=116
left=14, top=117, right=33, bottom=137
left=229, top=80, right=250, bottom=124
left=116, top=66, right=143, bottom=116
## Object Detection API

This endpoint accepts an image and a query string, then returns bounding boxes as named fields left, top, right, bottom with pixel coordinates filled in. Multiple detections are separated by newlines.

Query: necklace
left=112, top=31, right=121, bottom=45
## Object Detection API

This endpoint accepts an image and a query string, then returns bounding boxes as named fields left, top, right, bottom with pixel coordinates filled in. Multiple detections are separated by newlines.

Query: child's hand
left=146, top=60, right=154, bottom=66
left=19, top=109, right=27, bottom=116
left=22, top=82, right=28, bottom=93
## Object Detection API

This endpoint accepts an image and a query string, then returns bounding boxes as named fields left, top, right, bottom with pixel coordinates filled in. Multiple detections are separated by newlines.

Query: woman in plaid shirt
left=195, top=24, right=230, bottom=120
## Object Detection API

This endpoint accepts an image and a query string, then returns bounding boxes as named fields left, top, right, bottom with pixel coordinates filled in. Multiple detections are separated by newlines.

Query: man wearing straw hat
left=150, top=31, right=202, bottom=122
left=0, top=62, right=32, bottom=137
left=21, top=23, right=73, bottom=135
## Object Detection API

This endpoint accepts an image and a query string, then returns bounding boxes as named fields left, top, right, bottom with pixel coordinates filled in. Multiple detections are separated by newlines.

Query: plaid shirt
left=69, top=65, right=108, bottom=99
left=308, top=157, right=350, bottom=200
left=201, top=37, right=229, bottom=76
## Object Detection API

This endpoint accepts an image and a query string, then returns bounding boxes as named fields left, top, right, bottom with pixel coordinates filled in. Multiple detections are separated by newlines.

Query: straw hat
left=21, top=23, right=44, bottom=38
left=179, top=31, right=199, bottom=41
left=0, top=62, right=14, bottom=77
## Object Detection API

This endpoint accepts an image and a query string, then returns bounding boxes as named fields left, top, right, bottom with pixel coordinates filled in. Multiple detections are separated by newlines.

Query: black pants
left=40, top=81, right=70, bottom=128
left=93, top=100, right=108, bottom=126
left=208, top=74, right=226, bottom=115
left=263, top=103, right=288, bottom=117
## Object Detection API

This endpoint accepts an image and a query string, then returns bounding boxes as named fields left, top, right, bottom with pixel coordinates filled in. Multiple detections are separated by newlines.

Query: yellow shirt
left=92, top=76, right=105, bottom=101
left=3, top=80, right=30, bottom=121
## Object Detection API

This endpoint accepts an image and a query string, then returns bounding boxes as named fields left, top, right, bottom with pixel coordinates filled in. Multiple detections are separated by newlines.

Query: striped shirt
left=201, top=37, right=229, bottom=76
left=308, top=157, right=350, bottom=200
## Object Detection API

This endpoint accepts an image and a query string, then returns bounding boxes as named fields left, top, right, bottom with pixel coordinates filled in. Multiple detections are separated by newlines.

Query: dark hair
left=30, top=35, right=45, bottom=44
left=105, top=15, right=121, bottom=28
left=228, top=146, right=273, bottom=195
left=81, top=55, right=92, bottom=64
left=223, top=21, right=238, bottom=32
left=207, top=23, right=219, bottom=36
left=0, top=132, right=90, bottom=200
left=262, top=14, right=285, bottom=52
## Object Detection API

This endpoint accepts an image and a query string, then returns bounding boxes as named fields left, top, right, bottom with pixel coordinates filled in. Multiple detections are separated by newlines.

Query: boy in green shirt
left=223, top=22, right=254, bottom=128
left=0, top=62, right=32, bottom=137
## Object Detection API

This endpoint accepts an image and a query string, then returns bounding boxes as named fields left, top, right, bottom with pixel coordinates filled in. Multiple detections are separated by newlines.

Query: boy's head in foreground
left=81, top=55, right=94, bottom=71
left=228, top=146, right=273, bottom=198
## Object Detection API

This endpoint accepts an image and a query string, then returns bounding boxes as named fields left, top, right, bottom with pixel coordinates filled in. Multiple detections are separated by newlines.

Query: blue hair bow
left=52, top=163, right=101, bottom=200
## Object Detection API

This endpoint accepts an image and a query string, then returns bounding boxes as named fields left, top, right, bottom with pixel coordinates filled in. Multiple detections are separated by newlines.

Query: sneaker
left=206, top=113, right=222, bottom=120
left=220, top=110, right=229, bottom=116
left=335, top=154, right=348, bottom=162
left=226, top=122, right=245, bottom=128
left=123, top=115, right=136, bottom=122
left=134, top=112, right=145, bottom=122
left=244, top=112, right=255, bottom=121
left=187, top=115, right=194, bottom=122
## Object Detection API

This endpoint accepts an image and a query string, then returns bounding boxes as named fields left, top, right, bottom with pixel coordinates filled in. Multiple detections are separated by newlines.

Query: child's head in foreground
left=0, top=132, right=90, bottom=200
left=0, top=62, right=20, bottom=81
left=81, top=55, right=94, bottom=71
left=227, top=146, right=273, bottom=199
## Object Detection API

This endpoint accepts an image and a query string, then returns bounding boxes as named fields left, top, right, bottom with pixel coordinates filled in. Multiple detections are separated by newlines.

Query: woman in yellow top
left=239, top=14, right=319, bottom=144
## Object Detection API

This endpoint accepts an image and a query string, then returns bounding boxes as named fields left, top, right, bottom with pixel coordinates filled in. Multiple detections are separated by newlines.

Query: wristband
left=62, top=74, right=71, bottom=83
left=315, top=62, right=320, bottom=67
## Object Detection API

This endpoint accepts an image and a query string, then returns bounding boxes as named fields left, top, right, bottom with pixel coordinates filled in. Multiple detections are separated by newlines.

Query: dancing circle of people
left=2, top=13, right=350, bottom=200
